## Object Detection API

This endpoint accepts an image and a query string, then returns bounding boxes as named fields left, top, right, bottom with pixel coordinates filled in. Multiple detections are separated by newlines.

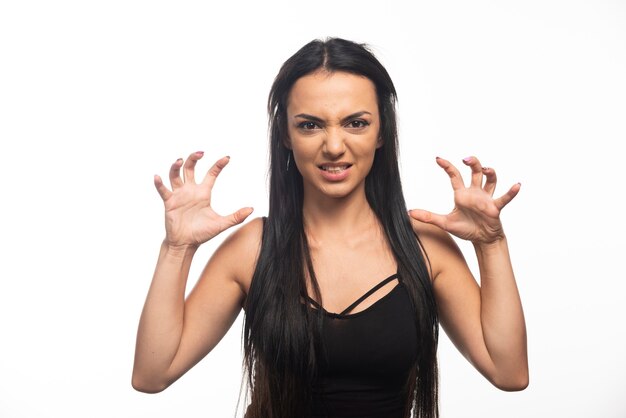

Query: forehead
left=287, top=71, right=378, bottom=116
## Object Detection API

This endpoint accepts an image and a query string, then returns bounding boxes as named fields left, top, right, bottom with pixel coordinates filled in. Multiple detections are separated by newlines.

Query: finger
left=462, top=156, right=484, bottom=188
left=222, top=207, right=254, bottom=229
left=183, top=151, right=204, bottom=184
left=435, top=157, right=465, bottom=191
left=169, top=158, right=184, bottom=189
left=154, top=174, right=172, bottom=200
left=494, top=183, right=521, bottom=210
left=408, top=209, right=448, bottom=231
left=202, top=156, right=231, bottom=188
left=482, top=166, right=497, bottom=196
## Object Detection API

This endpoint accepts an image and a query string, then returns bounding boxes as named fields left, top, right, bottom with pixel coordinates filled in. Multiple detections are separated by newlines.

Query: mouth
left=318, top=164, right=352, bottom=174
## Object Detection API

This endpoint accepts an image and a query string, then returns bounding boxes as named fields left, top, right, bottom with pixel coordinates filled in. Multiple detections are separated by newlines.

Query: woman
left=132, top=38, right=528, bottom=418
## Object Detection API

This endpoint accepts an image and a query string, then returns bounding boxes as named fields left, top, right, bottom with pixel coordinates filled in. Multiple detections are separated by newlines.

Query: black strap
left=305, top=295, right=323, bottom=311
left=340, top=273, right=399, bottom=315
left=305, top=273, right=400, bottom=316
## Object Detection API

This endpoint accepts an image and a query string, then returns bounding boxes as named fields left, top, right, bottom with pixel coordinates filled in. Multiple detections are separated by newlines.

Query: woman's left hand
left=409, top=156, right=521, bottom=244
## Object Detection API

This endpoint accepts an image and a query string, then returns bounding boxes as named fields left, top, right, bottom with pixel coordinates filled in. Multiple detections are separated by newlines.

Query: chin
left=311, top=183, right=364, bottom=201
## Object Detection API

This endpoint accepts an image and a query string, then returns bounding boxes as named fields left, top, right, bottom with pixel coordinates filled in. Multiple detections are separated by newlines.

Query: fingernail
left=177, top=158, right=183, bottom=162
left=196, top=151, right=204, bottom=155
left=435, top=156, right=441, bottom=160
left=482, top=167, right=489, bottom=171
left=463, top=157, right=472, bottom=163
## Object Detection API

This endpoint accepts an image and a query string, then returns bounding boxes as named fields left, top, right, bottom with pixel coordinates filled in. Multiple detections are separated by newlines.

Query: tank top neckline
left=304, top=273, right=403, bottom=320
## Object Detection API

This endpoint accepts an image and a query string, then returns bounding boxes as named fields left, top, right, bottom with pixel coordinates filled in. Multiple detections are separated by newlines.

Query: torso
left=229, top=215, right=442, bottom=417
left=303, top=221, right=397, bottom=315
left=309, top=274, right=417, bottom=418
left=234, top=216, right=403, bottom=312
left=232, top=216, right=444, bottom=308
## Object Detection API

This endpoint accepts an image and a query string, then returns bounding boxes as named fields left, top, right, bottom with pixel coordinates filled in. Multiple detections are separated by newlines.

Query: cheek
left=290, top=141, right=317, bottom=166
left=292, top=149, right=315, bottom=167
left=356, top=137, right=382, bottom=157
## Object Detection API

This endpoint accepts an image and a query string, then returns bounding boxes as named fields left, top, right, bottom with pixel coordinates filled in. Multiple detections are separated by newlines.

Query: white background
left=1, top=1, right=625, bottom=417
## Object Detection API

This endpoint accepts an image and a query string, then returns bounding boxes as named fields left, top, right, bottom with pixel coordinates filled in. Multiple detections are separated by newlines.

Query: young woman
left=132, top=38, right=528, bottom=418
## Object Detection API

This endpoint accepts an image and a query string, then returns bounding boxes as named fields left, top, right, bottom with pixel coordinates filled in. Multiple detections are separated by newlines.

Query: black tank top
left=306, top=274, right=418, bottom=418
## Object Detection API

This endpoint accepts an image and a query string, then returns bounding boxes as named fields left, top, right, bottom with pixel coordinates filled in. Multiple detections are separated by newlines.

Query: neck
left=302, top=185, right=379, bottom=245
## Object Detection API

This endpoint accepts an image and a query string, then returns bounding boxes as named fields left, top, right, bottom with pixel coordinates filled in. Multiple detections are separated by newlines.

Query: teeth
left=322, top=166, right=348, bottom=173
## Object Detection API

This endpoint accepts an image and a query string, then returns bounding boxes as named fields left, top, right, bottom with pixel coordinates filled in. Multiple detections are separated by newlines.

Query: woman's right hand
left=154, top=152, right=253, bottom=249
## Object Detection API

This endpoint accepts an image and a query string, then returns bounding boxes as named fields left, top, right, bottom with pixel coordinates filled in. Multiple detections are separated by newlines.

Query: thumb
left=408, top=209, right=447, bottom=230
left=224, top=207, right=254, bottom=229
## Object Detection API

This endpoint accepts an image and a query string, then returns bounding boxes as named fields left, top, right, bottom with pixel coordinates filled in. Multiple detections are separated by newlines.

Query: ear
left=282, top=135, right=292, bottom=150
left=376, top=135, right=383, bottom=149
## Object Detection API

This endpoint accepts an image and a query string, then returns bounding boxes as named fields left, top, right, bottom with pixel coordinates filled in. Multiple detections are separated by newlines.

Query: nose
left=322, top=127, right=346, bottom=158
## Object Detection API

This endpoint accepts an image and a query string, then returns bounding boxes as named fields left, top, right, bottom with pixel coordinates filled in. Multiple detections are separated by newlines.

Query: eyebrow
left=293, top=111, right=372, bottom=125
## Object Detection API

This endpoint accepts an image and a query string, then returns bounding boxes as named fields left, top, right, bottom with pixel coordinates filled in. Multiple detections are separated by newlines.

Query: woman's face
left=286, top=70, right=381, bottom=202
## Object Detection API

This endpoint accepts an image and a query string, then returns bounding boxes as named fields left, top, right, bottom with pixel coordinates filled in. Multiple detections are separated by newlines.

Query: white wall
left=1, top=1, right=625, bottom=417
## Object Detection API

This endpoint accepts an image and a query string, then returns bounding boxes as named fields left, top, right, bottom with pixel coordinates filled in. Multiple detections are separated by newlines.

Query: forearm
left=132, top=241, right=197, bottom=392
left=474, top=236, right=528, bottom=389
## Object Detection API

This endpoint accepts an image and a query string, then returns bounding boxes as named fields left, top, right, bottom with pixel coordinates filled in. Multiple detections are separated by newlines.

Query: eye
left=298, top=121, right=319, bottom=130
left=346, top=119, right=369, bottom=129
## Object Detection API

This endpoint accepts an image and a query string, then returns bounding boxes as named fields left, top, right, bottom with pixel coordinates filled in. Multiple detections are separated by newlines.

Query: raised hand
left=153, top=152, right=253, bottom=248
left=409, top=156, right=520, bottom=244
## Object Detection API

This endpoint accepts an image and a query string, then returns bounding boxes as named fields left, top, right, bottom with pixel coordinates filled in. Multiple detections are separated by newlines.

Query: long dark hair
left=243, top=38, right=439, bottom=418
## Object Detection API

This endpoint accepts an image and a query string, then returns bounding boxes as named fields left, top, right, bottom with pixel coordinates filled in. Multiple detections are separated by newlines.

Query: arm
left=473, top=236, right=527, bottom=390
left=132, top=152, right=255, bottom=393
left=409, top=156, right=528, bottom=391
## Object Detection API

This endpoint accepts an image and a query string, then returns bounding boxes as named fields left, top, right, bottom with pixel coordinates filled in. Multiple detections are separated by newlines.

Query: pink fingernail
left=463, top=157, right=472, bottom=163
left=196, top=151, right=204, bottom=155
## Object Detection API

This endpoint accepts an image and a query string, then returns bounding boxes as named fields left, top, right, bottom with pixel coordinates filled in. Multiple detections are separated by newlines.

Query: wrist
left=161, top=240, right=199, bottom=257
left=472, top=234, right=508, bottom=253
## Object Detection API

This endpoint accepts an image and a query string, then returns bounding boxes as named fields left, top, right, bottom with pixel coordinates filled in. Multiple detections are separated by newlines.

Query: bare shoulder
left=409, top=217, right=467, bottom=281
left=207, top=216, right=264, bottom=295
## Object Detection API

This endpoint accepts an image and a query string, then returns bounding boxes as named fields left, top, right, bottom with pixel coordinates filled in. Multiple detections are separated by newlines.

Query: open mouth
left=319, top=164, right=352, bottom=174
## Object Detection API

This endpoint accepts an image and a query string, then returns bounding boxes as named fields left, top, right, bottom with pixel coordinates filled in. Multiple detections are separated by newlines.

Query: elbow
left=492, top=370, right=529, bottom=392
left=131, top=372, right=170, bottom=394
left=496, top=378, right=529, bottom=392
left=132, top=382, right=166, bottom=394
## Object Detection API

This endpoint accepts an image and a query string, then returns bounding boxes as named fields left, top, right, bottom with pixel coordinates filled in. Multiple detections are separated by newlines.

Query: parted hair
left=242, top=37, right=439, bottom=418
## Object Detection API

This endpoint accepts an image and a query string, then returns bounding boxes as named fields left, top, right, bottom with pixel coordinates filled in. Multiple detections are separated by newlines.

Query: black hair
left=243, top=37, right=438, bottom=418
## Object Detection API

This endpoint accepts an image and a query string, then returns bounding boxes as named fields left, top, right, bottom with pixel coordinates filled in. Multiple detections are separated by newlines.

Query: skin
left=132, top=70, right=528, bottom=394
